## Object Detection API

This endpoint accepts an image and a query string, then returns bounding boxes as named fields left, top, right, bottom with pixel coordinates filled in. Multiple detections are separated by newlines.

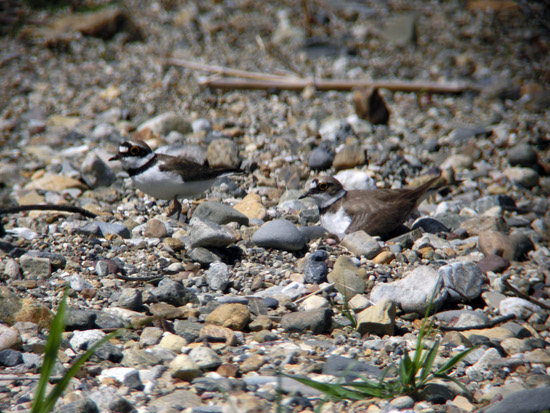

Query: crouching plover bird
left=110, top=140, right=241, bottom=218
left=300, top=174, right=441, bottom=239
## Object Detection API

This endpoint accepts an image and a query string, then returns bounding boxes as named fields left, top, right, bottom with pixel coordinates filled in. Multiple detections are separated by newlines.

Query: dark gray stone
left=507, top=143, right=538, bottom=168
left=411, top=217, right=450, bottom=234
left=205, top=262, right=230, bottom=291
left=108, top=397, right=137, bottom=413
left=94, top=342, right=123, bottom=363
left=252, top=219, right=307, bottom=251
left=56, top=398, right=99, bottom=413
left=193, top=201, right=249, bottom=226
left=308, top=147, right=334, bottom=170
left=281, top=308, right=332, bottom=334
left=439, top=261, right=483, bottom=302
left=115, top=288, right=143, bottom=311
left=0, top=349, right=23, bottom=366
left=304, top=250, right=329, bottom=284
left=174, top=320, right=202, bottom=343
left=94, top=312, right=125, bottom=330
left=484, top=387, right=550, bottom=413
left=77, top=222, right=131, bottom=239
left=322, top=355, right=382, bottom=381
left=81, top=153, right=116, bottom=188
left=151, top=278, right=199, bottom=306
left=65, top=308, right=97, bottom=331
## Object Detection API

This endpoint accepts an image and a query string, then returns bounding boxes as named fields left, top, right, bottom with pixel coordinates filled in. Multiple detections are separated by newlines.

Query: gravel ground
left=1, top=1, right=550, bottom=413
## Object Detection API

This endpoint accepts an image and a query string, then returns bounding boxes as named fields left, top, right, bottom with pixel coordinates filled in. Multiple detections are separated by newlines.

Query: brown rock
left=479, top=230, right=534, bottom=261
left=199, top=324, right=237, bottom=346
left=205, top=303, right=250, bottom=331
left=248, top=315, right=273, bottom=332
left=149, top=302, right=187, bottom=319
left=327, top=256, right=366, bottom=301
left=354, top=87, right=390, bottom=125
left=240, top=354, right=266, bottom=373
left=477, top=254, right=510, bottom=273
left=206, top=138, right=241, bottom=169
left=143, top=219, right=168, bottom=238
left=371, top=251, right=395, bottom=265
left=216, top=363, right=239, bottom=377
left=356, top=299, right=396, bottom=336
left=234, top=193, right=267, bottom=220
left=460, top=216, right=506, bottom=237
left=24, top=174, right=86, bottom=192
left=333, top=142, right=366, bottom=171
left=15, top=299, right=53, bottom=330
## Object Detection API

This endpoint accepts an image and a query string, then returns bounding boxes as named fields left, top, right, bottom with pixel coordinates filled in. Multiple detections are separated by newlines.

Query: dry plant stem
left=165, top=58, right=479, bottom=93
left=199, top=77, right=479, bottom=94
left=165, top=58, right=294, bottom=82
left=0, top=204, right=97, bottom=218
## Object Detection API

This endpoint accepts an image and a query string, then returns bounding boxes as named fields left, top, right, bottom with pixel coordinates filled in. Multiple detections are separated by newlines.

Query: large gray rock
left=205, top=262, right=230, bottom=292
left=81, top=152, right=116, bottom=188
left=281, top=308, right=332, bottom=334
left=193, top=201, right=249, bottom=226
left=252, top=219, right=307, bottom=251
left=370, top=266, right=447, bottom=314
left=439, top=261, right=483, bottom=302
left=151, top=279, right=198, bottom=307
left=484, top=387, right=550, bottom=413
left=187, top=217, right=238, bottom=248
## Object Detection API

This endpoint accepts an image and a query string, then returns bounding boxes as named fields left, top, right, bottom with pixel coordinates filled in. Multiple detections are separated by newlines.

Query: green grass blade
left=435, top=346, right=477, bottom=375
left=287, top=375, right=369, bottom=401
left=399, top=352, right=415, bottom=387
left=31, top=292, right=68, bottom=413
left=433, top=373, right=474, bottom=399
left=420, top=340, right=440, bottom=383
left=41, top=330, right=119, bottom=413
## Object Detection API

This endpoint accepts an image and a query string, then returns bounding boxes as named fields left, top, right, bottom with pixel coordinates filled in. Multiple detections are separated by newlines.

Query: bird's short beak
left=109, top=154, right=121, bottom=161
left=298, top=190, right=311, bottom=199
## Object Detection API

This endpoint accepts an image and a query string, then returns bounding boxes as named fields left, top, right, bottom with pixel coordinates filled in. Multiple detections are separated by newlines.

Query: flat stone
left=484, top=387, right=550, bottom=413
left=206, top=138, right=241, bottom=169
left=341, top=231, right=382, bottom=259
left=189, top=346, right=222, bottom=370
left=205, top=303, right=250, bottom=331
left=439, top=261, right=483, bottom=302
left=370, top=265, right=447, bottom=314
left=168, top=354, right=201, bottom=381
left=281, top=308, right=332, bottom=334
left=504, top=167, right=539, bottom=188
left=356, top=299, right=396, bottom=336
left=252, top=219, right=307, bottom=251
left=20, top=254, right=52, bottom=278
left=193, top=201, right=249, bottom=225
left=187, top=217, right=238, bottom=249
left=205, top=262, right=230, bottom=291
left=234, top=193, right=267, bottom=220
left=137, top=112, right=192, bottom=136
left=327, top=256, right=366, bottom=300
left=199, top=325, right=237, bottom=346
left=24, top=174, right=86, bottom=191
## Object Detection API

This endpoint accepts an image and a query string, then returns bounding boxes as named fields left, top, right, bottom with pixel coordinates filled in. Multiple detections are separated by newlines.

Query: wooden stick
left=199, top=77, right=479, bottom=94
left=165, top=58, right=480, bottom=94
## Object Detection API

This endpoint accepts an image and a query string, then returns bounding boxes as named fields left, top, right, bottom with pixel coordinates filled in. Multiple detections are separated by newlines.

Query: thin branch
left=0, top=204, right=97, bottom=218
left=198, top=77, right=479, bottom=94
left=165, top=58, right=295, bottom=82
left=165, top=58, right=481, bottom=94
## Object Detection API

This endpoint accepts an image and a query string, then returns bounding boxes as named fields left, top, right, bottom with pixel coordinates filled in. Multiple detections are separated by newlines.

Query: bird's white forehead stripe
left=119, top=146, right=129, bottom=153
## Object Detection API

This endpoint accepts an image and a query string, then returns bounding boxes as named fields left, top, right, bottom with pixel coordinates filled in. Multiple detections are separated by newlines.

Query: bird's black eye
left=319, top=182, right=328, bottom=191
left=130, top=146, right=140, bottom=155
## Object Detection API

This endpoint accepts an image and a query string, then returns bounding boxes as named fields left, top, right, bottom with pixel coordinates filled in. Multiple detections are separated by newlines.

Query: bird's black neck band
left=127, top=154, right=157, bottom=176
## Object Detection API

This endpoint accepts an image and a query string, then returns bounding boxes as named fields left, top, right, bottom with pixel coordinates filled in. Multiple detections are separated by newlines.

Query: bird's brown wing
left=157, top=154, right=240, bottom=181
left=345, top=176, right=440, bottom=237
